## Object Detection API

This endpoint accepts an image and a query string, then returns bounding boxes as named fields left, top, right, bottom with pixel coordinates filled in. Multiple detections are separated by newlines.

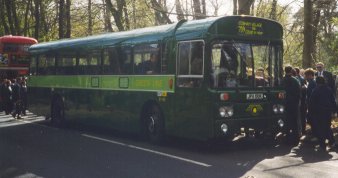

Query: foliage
left=0, top=0, right=337, bottom=71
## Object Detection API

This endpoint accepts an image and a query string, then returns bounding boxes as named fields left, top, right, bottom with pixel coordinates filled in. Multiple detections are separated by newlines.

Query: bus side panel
left=165, top=87, right=214, bottom=141
left=28, top=87, right=51, bottom=117
left=63, top=89, right=158, bottom=133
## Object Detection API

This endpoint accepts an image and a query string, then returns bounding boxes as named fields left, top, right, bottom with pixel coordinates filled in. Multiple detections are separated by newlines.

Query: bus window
left=133, top=44, right=160, bottom=75
left=252, top=45, right=269, bottom=87
left=30, top=56, right=37, bottom=75
left=56, top=55, right=76, bottom=75
left=177, top=41, right=204, bottom=88
left=78, top=50, right=101, bottom=75
left=37, top=55, right=55, bottom=75
left=103, top=48, right=121, bottom=74
left=211, top=43, right=240, bottom=88
left=119, top=47, right=132, bottom=74
left=211, top=42, right=282, bottom=88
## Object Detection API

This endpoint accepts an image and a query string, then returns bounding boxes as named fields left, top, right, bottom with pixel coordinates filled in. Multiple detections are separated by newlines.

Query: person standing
left=304, top=68, right=316, bottom=129
left=11, top=77, right=22, bottom=119
left=20, top=79, right=28, bottom=115
left=1, top=79, right=12, bottom=115
left=295, top=67, right=307, bottom=135
left=308, top=76, right=336, bottom=151
left=282, top=66, right=301, bottom=145
left=315, top=62, right=335, bottom=94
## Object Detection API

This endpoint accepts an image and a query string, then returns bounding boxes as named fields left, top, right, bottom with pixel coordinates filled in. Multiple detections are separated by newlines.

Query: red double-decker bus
left=0, top=35, right=38, bottom=79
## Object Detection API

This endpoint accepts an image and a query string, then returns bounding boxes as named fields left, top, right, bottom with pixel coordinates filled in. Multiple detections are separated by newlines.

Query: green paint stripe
left=28, top=75, right=176, bottom=93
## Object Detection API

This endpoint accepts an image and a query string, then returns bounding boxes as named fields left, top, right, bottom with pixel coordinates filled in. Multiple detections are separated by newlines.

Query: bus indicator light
left=220, top=93, right=229, bottom=101
left=168, top=79, right=173, bottom=89
left=277, top=92, right=285, bottom=99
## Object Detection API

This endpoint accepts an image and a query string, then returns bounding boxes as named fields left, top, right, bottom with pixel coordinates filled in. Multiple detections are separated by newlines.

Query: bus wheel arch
left=140, top=101, right=165, bottom=143
left=51, top=93, right=65, bottom=127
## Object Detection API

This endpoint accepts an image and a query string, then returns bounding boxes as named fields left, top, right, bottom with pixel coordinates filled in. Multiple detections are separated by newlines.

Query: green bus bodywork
left=28, top=16, right=285, bottom=141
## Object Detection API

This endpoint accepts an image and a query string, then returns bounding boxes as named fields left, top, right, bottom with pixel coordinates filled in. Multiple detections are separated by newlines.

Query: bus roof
left=0, top=35, right=38, bottom=44
left=175, top=16, right=283, bottom=41
left=29, top=21, right=185, bottom=54
left=29, top=16, right=283, bottom=54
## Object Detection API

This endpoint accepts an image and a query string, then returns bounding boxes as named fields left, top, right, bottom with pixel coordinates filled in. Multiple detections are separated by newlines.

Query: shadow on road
left=1, top=114, right=338, bottom=178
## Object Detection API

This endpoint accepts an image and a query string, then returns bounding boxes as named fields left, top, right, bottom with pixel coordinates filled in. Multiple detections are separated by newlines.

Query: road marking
left=82, top=134, right=212, bottom=167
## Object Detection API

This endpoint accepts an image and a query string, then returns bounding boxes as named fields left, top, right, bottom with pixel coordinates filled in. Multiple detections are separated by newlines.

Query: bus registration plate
left=246, top=93, right=264, bottom=100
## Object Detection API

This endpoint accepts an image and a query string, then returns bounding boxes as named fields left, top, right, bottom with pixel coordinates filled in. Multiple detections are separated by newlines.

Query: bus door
left=173, top=40, right=211, bottom=139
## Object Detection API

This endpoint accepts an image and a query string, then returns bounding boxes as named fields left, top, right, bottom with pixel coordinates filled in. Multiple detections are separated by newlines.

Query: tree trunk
left=175, top=0, right=184, bottom=20
left=88, top=0, right=92, bottom=35
left=11, top=0, right=21, bottom=35
left=151, top=0, right=172, bottom=25
left=237, top=0, right=254, bottom=15
left=4, top=0, right=16, bottom=35
left=33, top=0, right=40, bottom=39
left=0, top=0, right=10, bottom=34
left=233, top=0, right=237, bottom=15
left=312, top=6, right=321, bottom=63
left=103, top=0, right=113, bottom=32
left=24, top=0, right=32, bottom=36
left=105, top=0, right=124, bottom=31
left=122, top=0, right=129, bottom=30
left=193, top=0, right=204, bottom=19
left=59, top=0, right=65, bottom=39
left=201, top=0, right=206, bottom=16
left=269, top=0, right=277, bottom=20
left=302, top=0, right=314, bottom=68
left=65, top=0, right=71, bottom=38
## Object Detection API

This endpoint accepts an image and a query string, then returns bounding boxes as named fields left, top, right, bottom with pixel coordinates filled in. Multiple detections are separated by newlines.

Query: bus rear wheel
left=51, top=96, right=65, bottom=127
left=143, top=105, right=164, bottom=144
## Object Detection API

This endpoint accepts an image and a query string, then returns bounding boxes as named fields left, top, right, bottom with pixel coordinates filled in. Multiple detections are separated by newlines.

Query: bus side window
left=133, top=44, right=160, bottom=75
left=78, top=50, right=101, bottom=75
left=103, top=48, right=120, bottom=74
left=119, top=47, right=132, bottom=74
left=56, top=56, right=76, bottom=75
left=45, top=56, right=56, bottom=75
left=177, top=41, right=204, bottom=88
left=38, top=55, right=56, bottom=75
left=30, top=56, right=37, bottom=75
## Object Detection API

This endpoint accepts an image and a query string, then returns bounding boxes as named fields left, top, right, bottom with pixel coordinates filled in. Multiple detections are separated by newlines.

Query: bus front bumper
left=214, top=116, right=285, bottom=138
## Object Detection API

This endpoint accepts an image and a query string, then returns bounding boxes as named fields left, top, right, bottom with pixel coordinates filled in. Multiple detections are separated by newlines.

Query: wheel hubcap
left=148, top=116, right=155, bottom=133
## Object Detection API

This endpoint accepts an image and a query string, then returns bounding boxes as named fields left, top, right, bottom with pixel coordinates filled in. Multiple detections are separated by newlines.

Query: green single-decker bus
left=28, top=15, right=285, bottom=143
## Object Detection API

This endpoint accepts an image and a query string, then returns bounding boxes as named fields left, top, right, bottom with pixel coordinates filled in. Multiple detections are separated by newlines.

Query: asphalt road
left=1, top=112, right=338, bottom=178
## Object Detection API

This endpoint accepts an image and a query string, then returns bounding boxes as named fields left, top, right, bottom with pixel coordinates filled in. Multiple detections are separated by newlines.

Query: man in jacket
left=283, top=66, right=301, bottom=145
left=309, top=76, right=336, bottom=151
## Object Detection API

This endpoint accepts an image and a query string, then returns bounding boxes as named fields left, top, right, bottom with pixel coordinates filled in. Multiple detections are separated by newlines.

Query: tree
left=59, top=0, right=65, bottom=39
left=233, top=0, right=237, bottom=15
left=270, top=0, right=277, bottom=20
left=88, top=0, right=92, bottom=35
left=303, top=0, right=314, bottom=68
left=105, top=0, right=126, bottom=31
left=65, top=0, right=71, bottom=38
left=34, top=0, right=41, bottom=39
left=0, top=0, right=10, bottom=35
left=151, top=0, right=172, bottom=24
left=192, top=0, right=204, bottom=19
left=235, top=0, right=255, bottom=15
left=175, top=0, right=185, bottom=20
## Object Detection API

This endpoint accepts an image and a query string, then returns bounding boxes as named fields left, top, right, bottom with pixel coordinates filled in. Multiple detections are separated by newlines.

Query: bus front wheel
left=142, top=105, right=164, bottom=144
left=51, top=96, right=65, bottom=127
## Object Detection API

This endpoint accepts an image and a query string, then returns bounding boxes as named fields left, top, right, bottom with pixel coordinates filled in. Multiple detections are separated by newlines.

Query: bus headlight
left=221, top=123, right=228, bottom=134
left=278, top=119, right=284, bottom=128
left=273, top=104, right=284, bottom=114
left=219, top=106, right=234, bottom=117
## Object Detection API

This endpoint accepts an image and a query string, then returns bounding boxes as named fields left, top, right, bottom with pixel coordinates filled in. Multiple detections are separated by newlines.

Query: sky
left=165, top=0, right=302, bottom=22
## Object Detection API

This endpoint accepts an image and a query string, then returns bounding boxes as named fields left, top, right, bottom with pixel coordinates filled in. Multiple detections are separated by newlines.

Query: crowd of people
left=0, top=77, right=28, bottom=119
left=283, top=62, right=337, bottom=151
